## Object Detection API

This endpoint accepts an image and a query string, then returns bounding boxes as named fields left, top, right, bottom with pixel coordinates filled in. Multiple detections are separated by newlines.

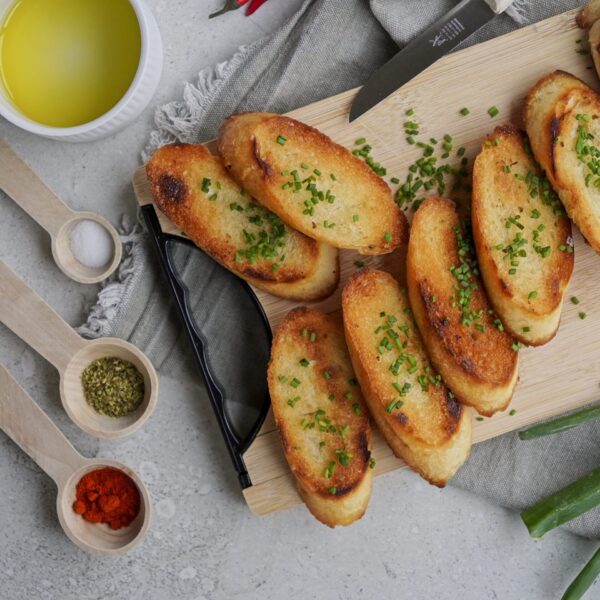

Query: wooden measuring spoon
left=0, top=259, right=158, bottom=438
left=0, top=139, right=122, bottom=284
left=0, top=365, right=151, bottom=555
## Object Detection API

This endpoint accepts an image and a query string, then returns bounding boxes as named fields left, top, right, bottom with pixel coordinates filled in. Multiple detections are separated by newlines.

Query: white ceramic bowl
left=0, top=0, right=163, bottom=142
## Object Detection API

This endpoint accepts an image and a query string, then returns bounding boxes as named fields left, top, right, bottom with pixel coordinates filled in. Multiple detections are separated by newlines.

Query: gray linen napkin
left=80, top=0, right=600, bottom=538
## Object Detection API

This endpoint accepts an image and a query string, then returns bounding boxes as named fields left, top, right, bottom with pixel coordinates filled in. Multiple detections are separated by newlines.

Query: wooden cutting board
left=134, top=7, right=600, bottom=517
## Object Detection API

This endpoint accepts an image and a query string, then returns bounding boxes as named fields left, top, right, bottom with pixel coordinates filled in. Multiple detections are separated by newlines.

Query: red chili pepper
left=246, top=0, right=268, bottom=16
left=209, top=0, right=250, bottom=19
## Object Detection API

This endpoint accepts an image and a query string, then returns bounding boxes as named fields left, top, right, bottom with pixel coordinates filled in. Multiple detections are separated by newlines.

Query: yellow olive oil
left=0, top=0, right=141, bottom=127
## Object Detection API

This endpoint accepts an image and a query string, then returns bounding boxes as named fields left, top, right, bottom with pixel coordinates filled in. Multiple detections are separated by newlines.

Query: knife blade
left=349, top=0, right=513, bottom=122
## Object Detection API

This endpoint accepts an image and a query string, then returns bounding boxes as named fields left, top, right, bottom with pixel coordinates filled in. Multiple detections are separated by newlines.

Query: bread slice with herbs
left=342, top=269, right=471, bottom=487
left=523, top=70, right=590, bottom=188
left=267, top=307, right=373, bottom=527
left=550, top=85, right=600, bottom=254
left=146, top=143, right=339, bottom=301
left=407, top=197, right=519, bottom=417
left=589, top=20, right=600, bottom=84
left=472, top=126, right=574, bottom=346
left=217, top=112, right=407, bottom=255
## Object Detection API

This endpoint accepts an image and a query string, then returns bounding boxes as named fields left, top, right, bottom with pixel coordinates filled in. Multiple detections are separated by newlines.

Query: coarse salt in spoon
left=0, top=364, right=151, bottom=555
left=0, top=138, right=122, bottom=284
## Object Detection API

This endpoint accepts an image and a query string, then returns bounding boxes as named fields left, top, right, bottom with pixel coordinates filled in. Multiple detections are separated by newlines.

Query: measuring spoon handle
left=0, top=260, right=86, bottom=373
left=0, top=365, right=86, bottom=488
left=0, top=139, right=74, bottom=238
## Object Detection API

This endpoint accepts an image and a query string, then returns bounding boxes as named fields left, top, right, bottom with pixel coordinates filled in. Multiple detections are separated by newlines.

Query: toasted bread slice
left=217, top=112, right=407, bottom=255
left=342, top=269, right=471, bottom=487
left=551, top=87, right=600, bottom=253
left=267, top=307, right=372, bottom=527
left=590, top=20, right=600, bottom=81
left=146, top=143, right=339, bottom=301
left=407, top=197, right=519, bottom=417
left=472, top=126, right=574, bottom=346
left=577, top=0, right=600, bottom=28
left=523, top=70, right=590, bottom=187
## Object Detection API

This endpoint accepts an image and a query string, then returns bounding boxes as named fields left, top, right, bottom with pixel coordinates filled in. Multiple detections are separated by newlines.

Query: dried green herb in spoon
left=81, top=357, right=144, bottom=417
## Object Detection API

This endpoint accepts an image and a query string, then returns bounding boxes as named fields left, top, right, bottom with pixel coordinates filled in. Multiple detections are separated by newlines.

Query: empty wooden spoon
left=0, top=364, right=151, bottom=555
left=0, top=139, right=122, bottom=284
left=0, top=259, right=158, bottom=438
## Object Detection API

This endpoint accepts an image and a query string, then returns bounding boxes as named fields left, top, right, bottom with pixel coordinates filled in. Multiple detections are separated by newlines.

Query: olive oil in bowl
left=0, top=0, right=142, bottom=128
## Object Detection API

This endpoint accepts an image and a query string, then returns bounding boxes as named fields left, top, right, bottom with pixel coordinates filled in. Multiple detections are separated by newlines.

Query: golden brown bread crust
left=146, top=143, right=339, bottom=301
left=472, top=125, right=574, bottom=346
left=217, top=112, right=407, bottom=255
left=577, top=0, right=600, bottom=29
left=342, top=269, right=471, bottom=487
left=525, top=71, right=600, bottom=254
left=552, top=88, right=600, bottom=254
left=407, top=197, right=519, bottom=417
left=523, top=70, right=590, bottom=188
left=267, top=307, right=372, bottom=527
left=590, top=20, right=600, bottom=80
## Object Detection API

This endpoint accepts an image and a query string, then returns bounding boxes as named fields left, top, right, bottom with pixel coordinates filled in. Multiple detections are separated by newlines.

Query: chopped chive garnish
left=580, top=312, right=587, bottom=320
left=324, top=461, right=336, bottom=479
left=287, top=396, right=300, bottom=408
left=488, top=105, right=499, bottom=118
left=323, top=371, right=332, bottom=380
left=572, top=296, right=580, bottom=305
left=309, top=332, right=317, bottom=342
left=299, top=358, right=310, bottom=367
left=352, top=403, right=361, bottom=416
left=528, top=291, right=538, bottom=300
left=354, top=260, right=365, bottom=268
left=383, top=231, right=393, bottom=243
left=352, top=214, right=360, bottom=222
left=405, top=108, right=414, bottom=116
left=476, top=416, right=484, bottom=422
left=276, top=135, right=287, bottom=145
left=278, top=375, right=288, bottom=383
left=209, top=193, right=218, bottom=201
left=355, top=137, right=367, bottom=145
left=344, top=392, right=353, bottom=400
left=201, top=177, right=211, bottom=193
left=369, top=458, right=376, bottom=469
left=290, top=378, right=301, bottom=388
left=391, top=177, right=400, bottom=184
left=509, top=409, right=517, bottom=416
left=460, top=107, right=470, bottom=116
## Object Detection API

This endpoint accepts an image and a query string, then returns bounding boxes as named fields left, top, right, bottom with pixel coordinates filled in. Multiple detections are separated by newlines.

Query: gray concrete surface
left=0, top=1, right=597, bottom=598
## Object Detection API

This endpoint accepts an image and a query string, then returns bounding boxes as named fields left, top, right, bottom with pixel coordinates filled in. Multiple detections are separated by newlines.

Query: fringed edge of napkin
left=141, top=41, right=259, bottom=162
left=76, top=216, right=145, bottom=339
left=506, top=0, right=529, bottom=25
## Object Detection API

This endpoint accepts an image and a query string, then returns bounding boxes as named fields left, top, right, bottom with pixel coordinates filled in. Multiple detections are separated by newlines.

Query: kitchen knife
left=349, top=0, right=515, bottom=122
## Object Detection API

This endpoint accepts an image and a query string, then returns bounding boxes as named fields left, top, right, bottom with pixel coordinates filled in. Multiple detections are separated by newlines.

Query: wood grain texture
left=134, top=9, right=600, bottom=516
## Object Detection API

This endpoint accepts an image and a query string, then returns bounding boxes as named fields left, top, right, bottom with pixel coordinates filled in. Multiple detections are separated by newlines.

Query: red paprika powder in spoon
left=73, top=467, right=140, bottom=530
